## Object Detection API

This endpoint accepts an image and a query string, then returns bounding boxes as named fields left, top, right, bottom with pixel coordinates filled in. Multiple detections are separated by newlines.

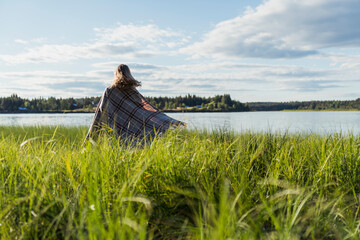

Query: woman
left=86, top=64, right=185, bottom=144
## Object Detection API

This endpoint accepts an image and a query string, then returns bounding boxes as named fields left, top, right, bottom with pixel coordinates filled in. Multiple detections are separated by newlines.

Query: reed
left=1, top=126, right=360, bottom=239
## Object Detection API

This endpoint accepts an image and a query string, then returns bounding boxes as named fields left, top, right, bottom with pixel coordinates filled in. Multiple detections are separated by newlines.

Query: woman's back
left=86, top=64, right=185, bottom=143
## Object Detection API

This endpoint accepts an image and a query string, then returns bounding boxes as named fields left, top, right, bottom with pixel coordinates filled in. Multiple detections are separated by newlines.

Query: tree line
left=247, top=99, right=360, bottom=111
left=0, top=94, right=101, bottom=112
left=0, top=93, right=249, bottom=113
left=1, top=93, right=359, bottom=113
left=146, top=94, right=250, bottom=112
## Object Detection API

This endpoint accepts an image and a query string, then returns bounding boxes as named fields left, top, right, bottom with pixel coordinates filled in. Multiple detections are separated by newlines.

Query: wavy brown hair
left=111, top=64, right=141, bottom=89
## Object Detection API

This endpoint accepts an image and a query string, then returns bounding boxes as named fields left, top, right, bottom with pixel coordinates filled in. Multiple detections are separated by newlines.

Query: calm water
left=0, top=112, right=359, bottom=134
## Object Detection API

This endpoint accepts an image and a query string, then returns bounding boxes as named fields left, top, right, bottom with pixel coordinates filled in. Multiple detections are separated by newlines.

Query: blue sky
left=0, top=0, right=359, bottom=102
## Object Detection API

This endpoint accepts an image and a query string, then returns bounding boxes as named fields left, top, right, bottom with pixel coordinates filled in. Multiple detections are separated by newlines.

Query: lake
left=0, top=112, right=359, bottom=134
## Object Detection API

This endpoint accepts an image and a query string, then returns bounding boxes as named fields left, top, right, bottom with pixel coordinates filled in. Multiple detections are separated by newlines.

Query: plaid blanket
left=86, top=87, right=185, bottom=142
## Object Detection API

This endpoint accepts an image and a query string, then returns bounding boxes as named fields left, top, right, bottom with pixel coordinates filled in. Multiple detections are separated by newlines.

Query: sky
left=0, top=0, right=359, bottom=102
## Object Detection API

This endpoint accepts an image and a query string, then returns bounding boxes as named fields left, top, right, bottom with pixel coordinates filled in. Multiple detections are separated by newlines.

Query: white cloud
left=0, top=70, right=109, bottom=98
left=88, top=61, right=354, bottom=98
left=0, top=60, right=358, bottom=101
left=181, top=0, right=360, bottom=59
left=327, top=52, right=360, bottom=71
left=1, top=11, right=359, bottom=101
left=32, top=37, right=47, bottom=44
left=14, top=39, right=28, bottom=44
left=0, top=23, right=187, bottom=64
left=94, top=23, right=183, bottom=45
left=92, top=62, right=165, bottom=71
left=0, top=42, right=147, bottom=64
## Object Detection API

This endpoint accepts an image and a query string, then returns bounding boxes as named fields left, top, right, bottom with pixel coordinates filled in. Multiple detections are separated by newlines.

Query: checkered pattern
left=86, top=87, right=185, bottom=142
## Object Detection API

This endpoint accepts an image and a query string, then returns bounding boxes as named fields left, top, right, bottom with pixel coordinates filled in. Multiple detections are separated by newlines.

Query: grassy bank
left=1, top=126, right=360, bottom=239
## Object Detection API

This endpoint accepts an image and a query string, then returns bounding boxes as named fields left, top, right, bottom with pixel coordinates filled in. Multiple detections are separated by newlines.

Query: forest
left=247, top=98, right=360, bottom=111
left=0, top=93, right=359, bottom=113
left=0, top=93, right=249, bottom=112
left=0, top=94, right=101, bottom=112
left=146, top=94, right=250, bottom=112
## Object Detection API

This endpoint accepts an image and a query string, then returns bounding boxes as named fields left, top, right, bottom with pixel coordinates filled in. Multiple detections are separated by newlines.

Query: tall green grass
left=1, top=126, right=360, bottom=239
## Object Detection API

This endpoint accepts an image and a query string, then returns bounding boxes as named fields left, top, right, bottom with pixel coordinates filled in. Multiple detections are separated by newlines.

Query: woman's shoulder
left=104, top=86, right=117, bottom=95
left=97, top=87, right=114, bottom=101
left=105, top=86, right=113, bottom=92
left=100, top=87, right=109, bottom=96
left=104, top=86, right=132, bottom=98
left=104, top=85, right=142, bottom=98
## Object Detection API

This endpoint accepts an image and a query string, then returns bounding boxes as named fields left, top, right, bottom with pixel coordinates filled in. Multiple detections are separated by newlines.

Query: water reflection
left=0, top=112, right=359, bottom=134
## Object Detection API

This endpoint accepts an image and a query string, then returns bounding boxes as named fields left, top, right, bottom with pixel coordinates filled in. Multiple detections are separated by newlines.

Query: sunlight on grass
left=0, top=126, right=360, bottom=239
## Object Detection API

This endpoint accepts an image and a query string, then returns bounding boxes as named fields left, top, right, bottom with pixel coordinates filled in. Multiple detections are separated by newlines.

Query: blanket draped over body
left=86, top=87, right=185, bottom=143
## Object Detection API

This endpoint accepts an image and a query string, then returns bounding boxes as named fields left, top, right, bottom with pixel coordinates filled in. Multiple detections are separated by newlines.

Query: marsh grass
left=1, top=126, right=360, bottom=239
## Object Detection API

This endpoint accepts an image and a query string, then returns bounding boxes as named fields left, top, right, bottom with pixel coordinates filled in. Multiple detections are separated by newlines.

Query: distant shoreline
left=1, top=109, right=359, bottom=114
